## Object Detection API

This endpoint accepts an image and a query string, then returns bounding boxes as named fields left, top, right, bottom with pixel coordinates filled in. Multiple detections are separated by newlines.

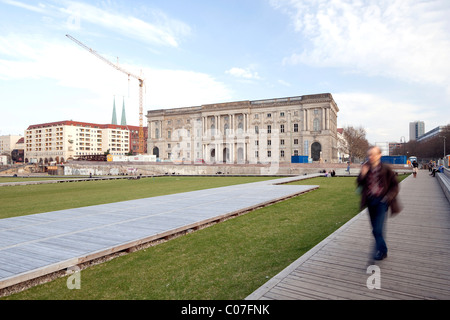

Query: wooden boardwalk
left=247, top=170, right=450, bottom=300
left=0, top=175, right=319, bottom=293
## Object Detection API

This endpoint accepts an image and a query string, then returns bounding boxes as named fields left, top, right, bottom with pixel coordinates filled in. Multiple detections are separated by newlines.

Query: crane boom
left=66, top=34, right=145, bottom=154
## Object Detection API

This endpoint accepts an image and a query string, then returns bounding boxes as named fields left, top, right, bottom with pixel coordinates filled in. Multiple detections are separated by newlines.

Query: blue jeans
left=367, top=196, right=388, bottom=256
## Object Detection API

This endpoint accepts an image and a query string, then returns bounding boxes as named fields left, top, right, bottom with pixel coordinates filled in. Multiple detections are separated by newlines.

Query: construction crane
left=66, top=34, right=145, bottom=154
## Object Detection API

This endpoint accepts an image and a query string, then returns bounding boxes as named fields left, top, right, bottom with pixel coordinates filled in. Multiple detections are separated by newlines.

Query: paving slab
left=0, top=174, right=319, bottom=291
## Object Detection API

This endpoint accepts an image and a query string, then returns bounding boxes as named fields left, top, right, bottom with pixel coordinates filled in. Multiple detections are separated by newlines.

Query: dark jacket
left=357, top=163, right=400, bottom=212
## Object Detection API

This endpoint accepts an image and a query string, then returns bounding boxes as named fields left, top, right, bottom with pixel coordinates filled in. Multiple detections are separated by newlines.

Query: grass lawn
left=0, top=176, right=276, bottom=219
left=1, top=175, right=409, bottom=300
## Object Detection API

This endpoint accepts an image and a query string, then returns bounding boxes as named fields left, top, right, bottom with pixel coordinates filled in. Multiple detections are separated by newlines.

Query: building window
left=267, top=140, right=271, bottom=146
left=281, top=150, right=285, bottom=158
left=294, top=123, right=298, bottom=132
left=267, top=125, right=271, bottom=134
left=280, top=124, right=285, bottom=133
left=294, top=139, right=298, bottom=145
left=313, top=118, right=320, bottom=131
left=281, top=139, right=284, bottom=145
left=255, top=126, right=259, bottom=134
left=267, top=150, right=271, bottom=157
left=238, top=122, right=244, bottom=133
left=280, top=112, right=285, bottom=117
left=294, top=150, right=299, bottom=156
left=267, top=113, right=271, bottom=118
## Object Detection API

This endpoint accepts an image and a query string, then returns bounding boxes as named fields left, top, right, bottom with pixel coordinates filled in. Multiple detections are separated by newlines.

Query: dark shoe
left=374, top=251, right=387, bottom=260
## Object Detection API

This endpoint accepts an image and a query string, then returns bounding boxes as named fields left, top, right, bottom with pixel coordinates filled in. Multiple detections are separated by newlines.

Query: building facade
left=146, top=93, right=339, bottom=164
left=409, top=121, right=425, bottom=141
left=416, top=125, right=446, bottom=142
left=0, top=135, right=23, bottom=156
left=389, top=142, right=403, bottom=155
left=24, top=121, right=147, bottom=163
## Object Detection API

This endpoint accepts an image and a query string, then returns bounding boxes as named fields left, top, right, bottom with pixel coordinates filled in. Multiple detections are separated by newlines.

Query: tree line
left=391, top=125, right=450, bottom=160
left=342, top=125, right=450, bottom=163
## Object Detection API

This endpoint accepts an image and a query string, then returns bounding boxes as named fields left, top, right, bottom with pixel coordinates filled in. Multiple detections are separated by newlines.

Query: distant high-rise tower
left=111, top=96, right=118, bottom=125
left=120, top=97, right=127, bottom=126
left=409, top=121, right=425, bottom=141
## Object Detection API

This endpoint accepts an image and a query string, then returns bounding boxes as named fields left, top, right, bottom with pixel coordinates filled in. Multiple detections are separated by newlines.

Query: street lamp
left=400, top=136, right=406, bottom=156
left=442, top=135, right=447, bottom=158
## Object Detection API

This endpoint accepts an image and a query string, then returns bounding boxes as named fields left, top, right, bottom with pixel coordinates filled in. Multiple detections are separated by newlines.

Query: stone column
left=244, top=142, right=247, bottom=163
left=326, top=108, right=330, bottom=130
left=322, top=108, right=326, bottom=130
left=303, top=109, right=307, bottom=131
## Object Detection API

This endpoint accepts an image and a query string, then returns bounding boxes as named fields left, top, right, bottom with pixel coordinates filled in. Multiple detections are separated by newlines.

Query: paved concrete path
left=0, top=175, right=319, bottom=291
left=246, top=171, right=450, bottom=300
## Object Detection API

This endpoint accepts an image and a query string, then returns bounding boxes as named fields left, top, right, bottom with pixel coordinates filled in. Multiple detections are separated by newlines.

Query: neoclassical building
left=146, top=93, right=339, bottom=164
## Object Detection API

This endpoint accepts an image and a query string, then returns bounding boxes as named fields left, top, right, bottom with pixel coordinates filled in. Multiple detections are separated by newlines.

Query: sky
left=0, top=0, right=449, bottom=144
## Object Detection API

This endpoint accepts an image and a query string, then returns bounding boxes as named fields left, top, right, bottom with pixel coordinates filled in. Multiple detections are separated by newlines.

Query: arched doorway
left=237, top=147, right=244, bottom=163
left=152, top=146, right=159, bottom=158
left=223, top=147, right=230, bottom=163
left=311, top=142, right=322, bottom=161
left=210, top=148, right=216, bottom=162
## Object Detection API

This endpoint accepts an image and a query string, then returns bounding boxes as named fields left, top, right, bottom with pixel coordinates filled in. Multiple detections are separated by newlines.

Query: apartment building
left=24, top=121, right=147, bottom=163
left=409, top=121, right=425, bottom=141
left=0, top=135, right=22, bottom=155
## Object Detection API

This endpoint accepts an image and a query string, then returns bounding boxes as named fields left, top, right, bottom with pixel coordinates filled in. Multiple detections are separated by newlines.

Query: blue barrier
left=291, top=156, right=309, bottom=163
left=381, top=156, right=407, bottom=164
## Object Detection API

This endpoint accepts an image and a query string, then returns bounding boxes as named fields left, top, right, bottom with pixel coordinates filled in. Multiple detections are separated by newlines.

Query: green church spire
left=111, top=96, right=117, bottom=125
left=120, top=97, right=127, bottom=126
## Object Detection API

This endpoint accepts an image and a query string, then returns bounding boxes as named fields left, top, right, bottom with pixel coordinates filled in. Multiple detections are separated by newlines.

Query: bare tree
left=392, top=124, right=450, bottom=161
left=342, top=126, right=370, bottom=162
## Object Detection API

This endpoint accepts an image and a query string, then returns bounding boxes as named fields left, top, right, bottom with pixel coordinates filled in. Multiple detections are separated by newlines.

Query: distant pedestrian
left=357, top=146, right=400, bottom=261
left=430, top=165, right=444, bottom=177
left=346, top=162, right=350, bottom=174
left=412, top=160, right=418, bottom=178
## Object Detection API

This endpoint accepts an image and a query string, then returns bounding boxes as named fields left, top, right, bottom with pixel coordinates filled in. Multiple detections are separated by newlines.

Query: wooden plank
left=248, top=172, right=450, bottom=300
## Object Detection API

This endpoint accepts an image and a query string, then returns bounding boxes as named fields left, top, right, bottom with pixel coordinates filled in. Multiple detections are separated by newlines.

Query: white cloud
left=273, top=0, right=450, bottom=92
left=226, top=67, right=261, bottom=80
left=1, top=0, right=191, bottom=48
left=0, top=34, right=232, bottom=129
left=0, top=0, right=46, bottom=13
left=278, top=79, right=291, bottom=87
left=334, top=92, right=440, bottom=143
left=59, top=1, right=191, bottom=47
left=145, top=69, right=232, bottom=109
